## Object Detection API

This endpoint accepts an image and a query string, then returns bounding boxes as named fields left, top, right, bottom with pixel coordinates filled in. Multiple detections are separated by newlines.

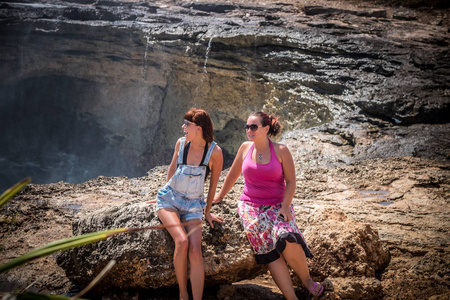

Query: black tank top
left=182, top=142, right=211, bottom=179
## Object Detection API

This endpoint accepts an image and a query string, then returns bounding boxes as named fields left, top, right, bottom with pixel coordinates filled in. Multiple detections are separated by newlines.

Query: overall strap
left=177, top=137, right=186, bottom=165
left=202, top=141, right=217, bottom=166
left=178, top=138, right=216, bottom=167
left=182, top=141, right=207, bottom=166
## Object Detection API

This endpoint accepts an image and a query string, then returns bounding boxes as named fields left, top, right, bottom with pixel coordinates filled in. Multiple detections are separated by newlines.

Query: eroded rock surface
left=0, top=0, right=449, bottom=299
left=56, top=194, right=389, bottom=299
left=0, top=0, right=448, bottom=189
left=1, top=148, right=449, bottom=299
left=56, top=199, right=266, bottom=290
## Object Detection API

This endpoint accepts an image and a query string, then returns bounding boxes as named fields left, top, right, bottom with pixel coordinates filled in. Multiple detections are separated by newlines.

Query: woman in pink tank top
left=214, top=112, right=324, bottom=299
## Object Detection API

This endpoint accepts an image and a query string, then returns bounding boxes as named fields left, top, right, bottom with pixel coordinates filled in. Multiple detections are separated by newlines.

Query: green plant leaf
left=0, top=224, right=181, bottom=275
left=0, top=227, right=127, bottom=274
left=14, top=291, right=88, bottom=299
left=0, top=177, right=31, bottom=209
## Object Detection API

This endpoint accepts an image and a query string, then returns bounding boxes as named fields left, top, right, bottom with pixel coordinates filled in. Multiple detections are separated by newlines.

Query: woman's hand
left=205, top=211, right=225, bottom=228
left=146, top=199, right=156, bottom=204
left=213, top=195, right=223, bottom=204
left=277, top=206, right=293, bottom=222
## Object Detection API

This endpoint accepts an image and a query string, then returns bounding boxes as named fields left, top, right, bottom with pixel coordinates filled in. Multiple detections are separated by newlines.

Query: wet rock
left=1, top=0, right=449, bottom=190
left=282, top=117, right=450, bottom=170
left=303, top=6, right=352, bottom=16
left=393, top=7, right=417, bottom=21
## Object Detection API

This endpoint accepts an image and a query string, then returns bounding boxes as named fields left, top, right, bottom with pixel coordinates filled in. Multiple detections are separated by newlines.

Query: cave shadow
left=77, top=282, right=288, bottom=300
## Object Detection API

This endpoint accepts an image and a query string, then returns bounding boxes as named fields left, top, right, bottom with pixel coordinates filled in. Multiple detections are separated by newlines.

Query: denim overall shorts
left=156, top=137, right=216, bottom=221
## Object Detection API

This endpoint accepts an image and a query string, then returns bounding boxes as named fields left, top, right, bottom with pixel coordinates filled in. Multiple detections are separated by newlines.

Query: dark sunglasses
left=244, top=123, right=262, bottom=131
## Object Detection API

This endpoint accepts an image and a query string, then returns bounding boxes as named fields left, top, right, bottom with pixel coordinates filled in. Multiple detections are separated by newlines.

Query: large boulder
left=57, top=196, right=390, bottom=298
left=56, top=198, right=267, bottom=291
left=294, top=207, right=390, bottom=299
left=304, top=207, right=390, bottom=280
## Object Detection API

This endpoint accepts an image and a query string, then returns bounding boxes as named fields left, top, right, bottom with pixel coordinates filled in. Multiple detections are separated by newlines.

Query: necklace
left=258, top=154, right=263, bottom=160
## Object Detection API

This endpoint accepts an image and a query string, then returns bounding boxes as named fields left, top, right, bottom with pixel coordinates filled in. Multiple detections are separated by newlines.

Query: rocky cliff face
left=0, top=0, right=449, bottom=299
left=1, top=0, right=448, bottom=191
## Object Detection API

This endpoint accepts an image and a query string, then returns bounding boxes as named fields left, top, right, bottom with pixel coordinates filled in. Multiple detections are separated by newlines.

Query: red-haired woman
left=214, top=111, right=324, bottom=299
left=151, top=108, right=224, bottom=300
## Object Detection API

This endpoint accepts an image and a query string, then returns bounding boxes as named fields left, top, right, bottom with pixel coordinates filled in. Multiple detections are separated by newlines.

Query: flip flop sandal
left=309, top=282, right=324, bottom=297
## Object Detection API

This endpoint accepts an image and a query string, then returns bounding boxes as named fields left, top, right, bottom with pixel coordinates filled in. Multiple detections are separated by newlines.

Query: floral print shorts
left=238, top=200, right=313, bottom=264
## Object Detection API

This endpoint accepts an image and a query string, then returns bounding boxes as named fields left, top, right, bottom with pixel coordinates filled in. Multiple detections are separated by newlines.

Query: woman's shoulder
left=209, top=143, right=223, bottom=167
left=175, top=137, right=183, bottom=147
left=173, top=137, right=187, bottom=152
left=272, top=141, right=287, bottom=149
left=212, top=143, right=222, bottom=154
left=241, top=141, right=253, bottom=149
left=176, top=137, right=185, bottom=143
left=236, top=142, right=253, bottom=158
left=271, top=141, right=291, bottom=156
left=236, top=141, right=252, bottom=152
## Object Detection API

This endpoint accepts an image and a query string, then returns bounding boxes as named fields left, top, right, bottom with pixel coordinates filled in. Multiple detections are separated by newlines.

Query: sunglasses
left=244, top=123, right=263, bottom=131
left=184, top=120, right=195, bottom=127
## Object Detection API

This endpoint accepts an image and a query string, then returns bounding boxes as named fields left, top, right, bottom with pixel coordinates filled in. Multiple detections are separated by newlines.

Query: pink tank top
left=240, top=140, right=286, bottom=205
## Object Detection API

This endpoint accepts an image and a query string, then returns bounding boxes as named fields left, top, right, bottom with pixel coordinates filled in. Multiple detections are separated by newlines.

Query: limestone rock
left=57, top=196, right=390, bottom=296
left=303, top=207, right=390, bottom=280
left=287, top=207, right=390, bottom=298
left=56, top=199, right=267, bottom=290
left=325, top=276, right=383, bottom=300
left=0, top=0, right=448, bottom=298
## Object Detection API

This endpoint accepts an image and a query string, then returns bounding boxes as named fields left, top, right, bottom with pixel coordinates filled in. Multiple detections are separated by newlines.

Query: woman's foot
left=179, top=291, right=189, bottom=300
left=308, top=282, right=324, bottom=297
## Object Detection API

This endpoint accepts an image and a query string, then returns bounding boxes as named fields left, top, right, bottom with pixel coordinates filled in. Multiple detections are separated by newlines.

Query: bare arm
left=166, top=138, right=182, bottom=183
left=276, top=143, right=296, bottom=221
left=146, top=138, right=181, bottom=204
left=205, top=145, right=223, bottom=212
left=213, top=142, right=251, bottom=203
left=204, top=145, right=224, bottom=227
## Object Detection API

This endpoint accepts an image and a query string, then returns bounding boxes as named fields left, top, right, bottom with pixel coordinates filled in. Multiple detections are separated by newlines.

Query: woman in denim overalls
left=154, top=108, right=224, bottom=300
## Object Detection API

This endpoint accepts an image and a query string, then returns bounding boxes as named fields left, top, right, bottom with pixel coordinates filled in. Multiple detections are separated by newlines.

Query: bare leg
left=282, top=241, right=322, bottom=294
left=158, top=208, right=189, bottom=300
left=268, top=256, right=298, bottom=300
left=185, top=219, right=204, bottom=300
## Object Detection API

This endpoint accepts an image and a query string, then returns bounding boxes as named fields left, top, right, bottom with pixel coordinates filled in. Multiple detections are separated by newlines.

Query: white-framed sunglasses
left=184, top=119, right=195, bottom=127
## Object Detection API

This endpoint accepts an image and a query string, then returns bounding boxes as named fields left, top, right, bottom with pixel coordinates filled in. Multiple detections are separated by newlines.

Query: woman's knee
left=284, top=241, right=304, bottom=254
left=174, top=236, right=189, bottom=252
left=188, top=245, right=203, bottom=262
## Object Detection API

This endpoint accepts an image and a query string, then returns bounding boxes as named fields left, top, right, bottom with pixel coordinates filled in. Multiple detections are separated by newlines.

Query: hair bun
left=251, top=111, right=282, bottom=137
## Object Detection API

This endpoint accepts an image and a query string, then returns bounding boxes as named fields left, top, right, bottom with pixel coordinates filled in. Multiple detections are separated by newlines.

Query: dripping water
left=142, top=30, right=151, bottom=75
left=203, top=37, right=214, bottom=73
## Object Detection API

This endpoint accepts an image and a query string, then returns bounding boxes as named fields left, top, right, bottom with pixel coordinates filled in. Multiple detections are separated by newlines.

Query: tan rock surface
left=0, top=0, right=449, bottom=299
left=1, top=152, right=448, bottom=299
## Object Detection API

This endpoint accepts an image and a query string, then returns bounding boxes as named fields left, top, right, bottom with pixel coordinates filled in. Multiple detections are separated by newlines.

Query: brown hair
left=250, top=111, right=282, bottom=137
left=184, top=108, right=214, bottom=143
